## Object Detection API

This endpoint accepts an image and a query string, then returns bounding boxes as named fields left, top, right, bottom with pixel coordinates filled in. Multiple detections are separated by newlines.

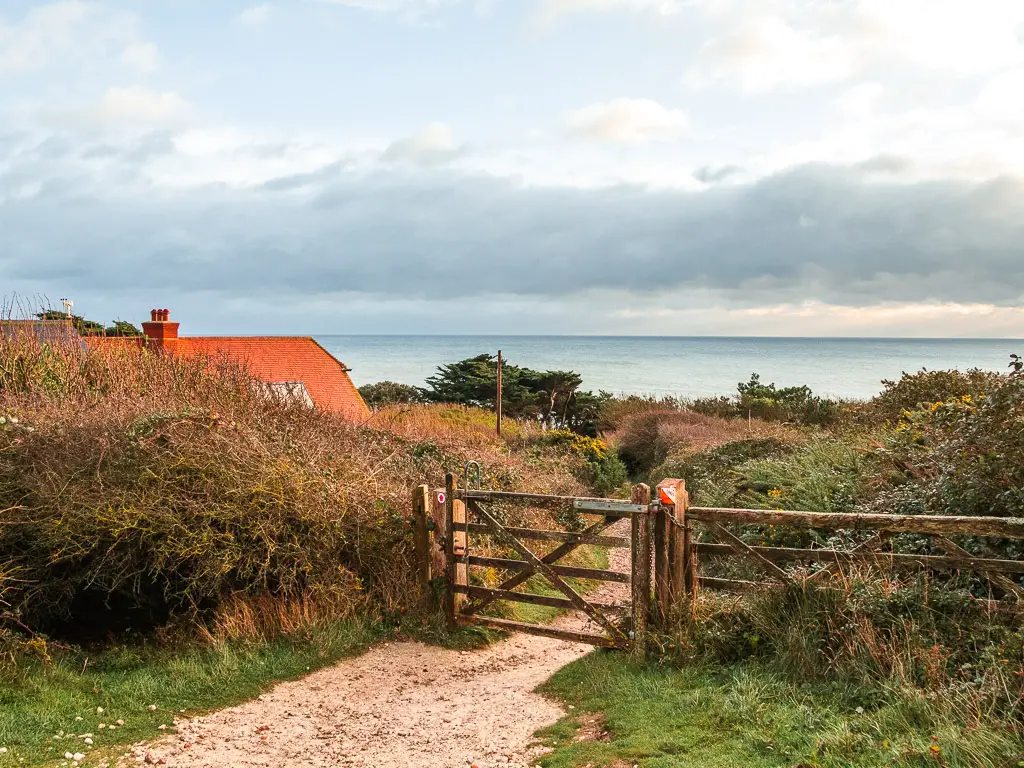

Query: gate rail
left=413, top=475, right=1024, bottom=655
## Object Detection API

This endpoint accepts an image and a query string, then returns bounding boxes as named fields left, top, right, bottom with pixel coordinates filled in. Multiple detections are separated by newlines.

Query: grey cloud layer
left=2, top=139, right=1023, bottom=307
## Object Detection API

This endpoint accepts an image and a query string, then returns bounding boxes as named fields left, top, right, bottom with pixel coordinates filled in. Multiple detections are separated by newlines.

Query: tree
left=421, top=354, right=603, bottom=434
left=358, top=381, right=423, bottom=408
left=35, top=310, right=142, bottom=337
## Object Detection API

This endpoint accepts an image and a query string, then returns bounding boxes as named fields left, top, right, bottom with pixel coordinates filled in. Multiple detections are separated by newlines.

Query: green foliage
left=35, top=310, right=141, bottom=337
left=869, top=367, right=1002, bottom=423
left=536, top=653, right=1022, bottom=768
left=651, top=438, right=794, bottom=506
left=877, top=359, right=1024, bottom=534
left=358, top=380, right=424, bottom=408
left=421, top=354, right=608, bottom=435
left=543, top=430, right=629, bottom=497
left=690, top=373, right=843, bottom=426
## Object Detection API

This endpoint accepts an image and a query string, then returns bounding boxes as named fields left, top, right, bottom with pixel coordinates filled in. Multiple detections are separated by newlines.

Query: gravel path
left=129, top=536, right=631, bottom=768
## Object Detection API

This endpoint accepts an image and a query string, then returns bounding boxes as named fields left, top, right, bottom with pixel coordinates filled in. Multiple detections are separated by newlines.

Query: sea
left=316, top=336, right=1022, bottom=401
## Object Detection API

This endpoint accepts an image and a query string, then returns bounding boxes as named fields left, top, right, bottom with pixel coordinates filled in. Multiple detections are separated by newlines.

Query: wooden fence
left=414, top=477, right=1024, bottom=653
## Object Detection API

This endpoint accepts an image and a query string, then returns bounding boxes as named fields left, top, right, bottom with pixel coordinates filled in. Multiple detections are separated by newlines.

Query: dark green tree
left=359, top=381, right=424, bottom=408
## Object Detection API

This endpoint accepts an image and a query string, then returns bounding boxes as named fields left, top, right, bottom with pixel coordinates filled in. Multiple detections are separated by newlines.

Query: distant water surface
left=316, top=336, right=1021, bottom=400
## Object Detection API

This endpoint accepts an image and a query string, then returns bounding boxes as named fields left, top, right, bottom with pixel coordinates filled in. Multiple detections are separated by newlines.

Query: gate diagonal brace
left=466, top=500, right=630, bottom=646
left=460, top=513, right=622, bottom=616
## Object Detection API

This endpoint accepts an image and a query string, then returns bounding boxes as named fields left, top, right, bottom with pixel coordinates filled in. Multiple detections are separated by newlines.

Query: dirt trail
left=132, top=537, right=631, bottom=768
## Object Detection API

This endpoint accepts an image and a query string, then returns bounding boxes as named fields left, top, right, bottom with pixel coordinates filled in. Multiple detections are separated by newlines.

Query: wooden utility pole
left=496, top=349, right=503, bottom=438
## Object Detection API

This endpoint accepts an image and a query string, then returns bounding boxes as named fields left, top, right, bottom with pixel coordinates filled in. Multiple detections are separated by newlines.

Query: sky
left=2, top=0, right=1024, bottom=336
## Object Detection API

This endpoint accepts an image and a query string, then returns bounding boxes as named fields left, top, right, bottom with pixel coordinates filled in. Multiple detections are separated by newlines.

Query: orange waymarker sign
left=659, top=485, right=677, bottom=506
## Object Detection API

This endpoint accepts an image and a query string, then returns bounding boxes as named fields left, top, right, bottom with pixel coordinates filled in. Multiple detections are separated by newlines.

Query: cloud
left=564, top=99, right=688, bottom=143
left=381, top=123, right=460, bottom=165
left=693, top=165, right=744, bottom=184
left=686, top=1, right=1024, bottom=92
left=690, top=16, right=854, bottom=92
left=119, top=42, right=160, bottom=73
left=0, top=1, right=152, bottom=75
left=95, top=87, right=192, bottom=125
left=3, top=122, right=1023, bottom=322
left=238, top=4, right=273, bottom=26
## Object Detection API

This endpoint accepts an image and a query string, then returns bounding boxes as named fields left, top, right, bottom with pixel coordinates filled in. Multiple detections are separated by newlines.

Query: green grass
left=0, top=620, right=380, bottom=766
left=534, top=653, right=1024, bottom=768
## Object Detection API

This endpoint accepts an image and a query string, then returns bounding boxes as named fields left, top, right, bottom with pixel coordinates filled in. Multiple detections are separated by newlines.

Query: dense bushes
left=0, top=336, right=588, bottom=646
left=358, top=380, right=423, bottom=407
left=673, top=573, right=1024, bottom=728
left=868, top=367, right=1002, bottom=423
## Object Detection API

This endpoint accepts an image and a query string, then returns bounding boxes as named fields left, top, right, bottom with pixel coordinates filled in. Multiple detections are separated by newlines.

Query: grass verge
left=534, top=653, right=1024, bottom=768
left=0, top=620, right=381, bottom=766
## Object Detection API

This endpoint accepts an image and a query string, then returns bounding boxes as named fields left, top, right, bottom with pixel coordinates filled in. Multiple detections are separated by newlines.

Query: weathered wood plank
left=466, top=555, right=630, bottom=583
left=464, top=523, right=629, bottom=548
left=469, top=500, right=630, bottom=645
left=455, top=614, right=623, bottom=649
left=631, top=484, right=652, bottom=659
left=804, top=532, right=890, bottom=584
left=688, top=507, right=1024, bottom=539
left=699, top=577, right=758, bottom=592
left=462, top=490, right=650, bottom=511
left=444, top=473, right=456, bottom=629
left=460, top=515, right=622, bottom=615
left=696, top=541, right=1024, bottom=574
left=412, top=484, right=430, bottom=599
left=932, top=536, right=1024, bottom=601
left=452, top=584, right=628, bottom=613
left=706, top=522, right=794, bottom=584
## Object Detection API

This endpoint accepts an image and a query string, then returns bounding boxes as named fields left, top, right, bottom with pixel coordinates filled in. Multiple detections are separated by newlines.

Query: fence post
left=413, top=484, right=430, bottom=601
left=653, top=489, right=670, bottom=625
left=676, top=482, right=695, bottom=601
left=631, top=483, right=652, bottom=658
left=444, top=473, right=457, bottom=629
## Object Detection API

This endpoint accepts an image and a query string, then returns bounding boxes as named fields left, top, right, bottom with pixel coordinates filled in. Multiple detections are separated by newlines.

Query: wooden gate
left=412, top=475, right=693, bottom=656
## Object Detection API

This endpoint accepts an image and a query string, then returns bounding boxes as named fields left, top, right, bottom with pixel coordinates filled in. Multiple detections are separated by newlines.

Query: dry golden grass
left=0, top=333, right=586, bottom=643
left=609, top=407, right=801, bottom=477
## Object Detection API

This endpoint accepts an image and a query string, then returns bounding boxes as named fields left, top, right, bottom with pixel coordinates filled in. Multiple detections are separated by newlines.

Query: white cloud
left=95, top=86, right=192, bottom=125
left=686, top=0, right=1024, bottom=92
left=0, top=1, right=149, bottom=74
left=977, top=69, right=1024, bottom=126
left=835, top=82, right=884, bottom=118
left=238, top=4, right=273, bottom=26
left=690, top=16, right=854, bottom=92
left=120, top=42, right=160, bottom=73
left=381, top=122, right=460, bottom=164
left=564, top=99, right=688, bottom=143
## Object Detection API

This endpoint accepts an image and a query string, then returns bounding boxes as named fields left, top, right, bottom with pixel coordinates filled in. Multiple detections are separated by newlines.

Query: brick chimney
left=141, top=308, right=179, bottom=353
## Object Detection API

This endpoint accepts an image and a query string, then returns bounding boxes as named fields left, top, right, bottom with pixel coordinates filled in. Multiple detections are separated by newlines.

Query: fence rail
left=413, top=478, right=1024, bottom=655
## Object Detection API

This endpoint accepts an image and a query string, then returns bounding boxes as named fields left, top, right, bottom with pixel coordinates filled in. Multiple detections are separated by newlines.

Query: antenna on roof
left=60, top=298, right=73, bottom=318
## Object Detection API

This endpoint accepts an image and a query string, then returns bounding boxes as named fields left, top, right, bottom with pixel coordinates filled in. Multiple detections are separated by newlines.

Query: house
left=86, top=309, right=370, bottom=421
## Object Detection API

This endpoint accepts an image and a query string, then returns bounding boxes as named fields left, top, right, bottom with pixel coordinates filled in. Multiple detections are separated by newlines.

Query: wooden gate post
left=443, top=473, right=468, bottom=629
left=444, top=473, right=457, bottom=629
left=630, top=483, right=652, bottom=658
left=413, top=484, right=431, bottom=600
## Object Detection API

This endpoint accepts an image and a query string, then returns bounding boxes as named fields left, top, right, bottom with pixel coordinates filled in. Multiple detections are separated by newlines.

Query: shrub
left=613, top=408, right=793, bottom=479
left=672, top=573, right=1024, bottom=726
left=359, top=380, right=424, bottom=408
left=543, top=429, right=629, bottom=497
left=869, top=368, right=1003, bottom=424
left=0, top=334, right=586, bottom=643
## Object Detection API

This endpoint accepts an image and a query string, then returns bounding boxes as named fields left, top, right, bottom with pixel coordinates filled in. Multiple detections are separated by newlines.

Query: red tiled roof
left=85, top=334, right=369, bottom=421
left=177, top=337, right=369, bottom=420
